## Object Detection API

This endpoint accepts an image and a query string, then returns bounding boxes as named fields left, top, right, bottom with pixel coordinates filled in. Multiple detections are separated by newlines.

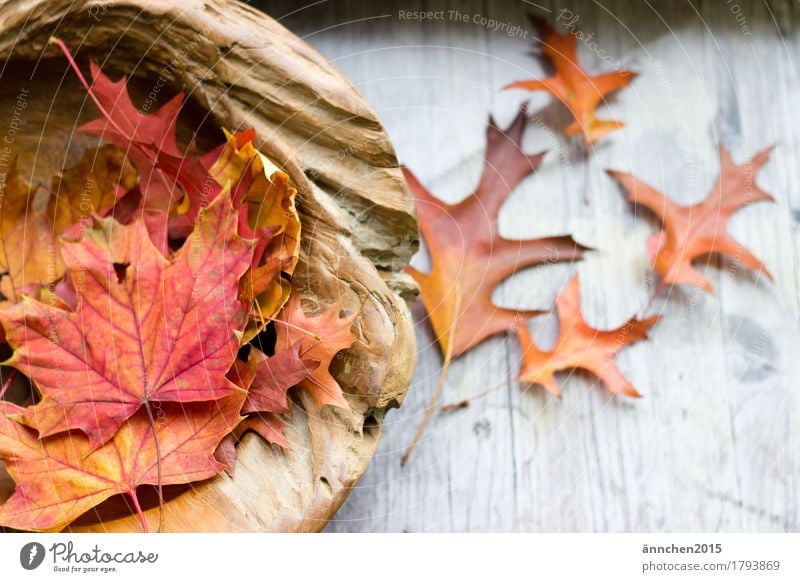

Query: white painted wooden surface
left=256, top=0, right=800, bottom=532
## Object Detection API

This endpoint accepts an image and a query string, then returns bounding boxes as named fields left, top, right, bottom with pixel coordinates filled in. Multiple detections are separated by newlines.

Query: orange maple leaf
left=608, top=144, right=774, bottom=293
left=274, top=291, right=357, bottom=411
left=0, top=393, right=244, bottom=532
left=505, top=16, right=635, bottom=145
left=405, top=106, right=586, bottom=358
left=517, top=275, right=659, bottom=397
left=1, top=188, right=253, bottom=448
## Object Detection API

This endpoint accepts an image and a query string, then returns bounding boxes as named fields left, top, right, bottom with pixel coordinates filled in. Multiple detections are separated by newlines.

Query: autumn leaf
left=51, top=38, right=220, bottom=218
left=77, top=60, right=188, bottom=210
left=405, top=106, right=586, bottom=359
left=0, top=146, right=136, bottom=302
left=0, top=187, right=253, bottom=448
left=0, top=393, right=244, bottom=532
left=517, top=275, right=658, bottom=397
left=241, top=345, right=318, bottom=416
left=274, top=291, right=357, bottom=411
left=0, top=163, right=62, bottom=301
left=607, top=144, right=774, bottom=293
left=53, top=38, right=301, bottom=336
left=219, top=346, right=317, bottom=462
left=52, top=144, right=138, bottom=223
left=505, top=16, right=635, bottom=145
left=201, top=129, right=301, bottom=339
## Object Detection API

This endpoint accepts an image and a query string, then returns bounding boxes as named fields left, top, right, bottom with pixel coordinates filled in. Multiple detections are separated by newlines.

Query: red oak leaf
left=608, top=144, right=774, bottom=293
left=505, top=16, right=635, bottom=145
left=405, top=106, right=586, bottom=358
left=517, top=275, right=659, bottom=397
left=0, top=188, right=253, bottom=448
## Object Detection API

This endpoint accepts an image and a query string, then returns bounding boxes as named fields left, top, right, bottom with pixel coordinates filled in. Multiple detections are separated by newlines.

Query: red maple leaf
left=1, top=188, right=253, bottom=448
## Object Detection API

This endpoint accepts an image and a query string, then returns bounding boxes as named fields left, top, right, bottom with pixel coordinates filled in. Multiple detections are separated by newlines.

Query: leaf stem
left=143, top=398, right=165, bottom=532
left=128, top=489, right=149, bottom=533
left=582, top=140, right=591, bottom=206
left=401, top=288, right=461, bottom=466
left=49, top=37, right=136, bottom=151
left=0, top=369, right=17, bottom=400
left=269, top=316, right=322, bottom=341
left=440, top=377, right=515, bottom=412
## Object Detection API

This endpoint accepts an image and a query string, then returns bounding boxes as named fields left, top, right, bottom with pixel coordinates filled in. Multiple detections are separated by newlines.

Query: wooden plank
left=259, top=0, right=800, bottom=532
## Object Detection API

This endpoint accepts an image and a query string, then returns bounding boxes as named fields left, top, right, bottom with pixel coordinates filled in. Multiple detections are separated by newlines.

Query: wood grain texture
left=257, top=0, right=799, bottom=532
left=0, top=0, right=417, bottom=531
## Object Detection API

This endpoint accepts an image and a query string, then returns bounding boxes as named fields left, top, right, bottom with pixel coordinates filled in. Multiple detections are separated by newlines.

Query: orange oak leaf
left=517, top=275, right=659, bottom=397
left=505, top=16, right=635, bottom=145
left=274, top=291, right=357, bottom=411
left=607, top=145, right=774, bottom=293
left=0, top=392, right=244, bottom=532
left=404, top=107, right=586, bottom=358
left=0, top=187, right=253, bottom=448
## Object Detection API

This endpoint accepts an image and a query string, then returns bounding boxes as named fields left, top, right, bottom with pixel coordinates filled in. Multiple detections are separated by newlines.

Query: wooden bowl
left=0, top=0, right=417, bottom=531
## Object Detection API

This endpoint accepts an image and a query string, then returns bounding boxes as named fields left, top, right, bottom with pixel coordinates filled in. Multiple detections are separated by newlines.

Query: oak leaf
left=0, top=188, right=253, bottom=448
left=0, top=393, right=244, bottom=532
left=274, top=291, right=357, bottom=411
left=608, top=145, right=774, bottom=293
left=405, top=107, right=586, bottom=358
left=505, top=16, right=635, bottom=145
left=517, top=275, right=658, bottom=397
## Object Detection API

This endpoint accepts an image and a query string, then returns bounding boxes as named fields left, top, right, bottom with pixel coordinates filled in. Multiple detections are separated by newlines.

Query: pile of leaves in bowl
left=0, top=38, right=357, bottom=532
